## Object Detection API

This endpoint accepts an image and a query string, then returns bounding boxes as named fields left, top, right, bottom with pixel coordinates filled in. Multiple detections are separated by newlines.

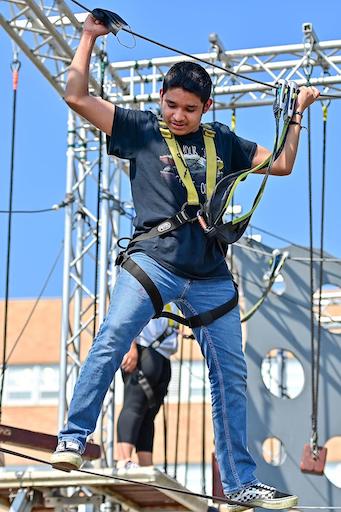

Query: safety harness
left=116, top=80, right=299, bottom=328
left=136, top=307, right=178, bottom=407
left=116, top=121, right=240, bottom=327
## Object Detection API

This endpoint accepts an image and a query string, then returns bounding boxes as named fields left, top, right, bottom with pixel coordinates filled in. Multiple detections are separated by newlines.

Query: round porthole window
left=261, top=348, right=305, bottom=399
left=262, top=437, right=287, bottom=466
left=313, top=284, right=341, bottom=334
left=324, top=437, right=341, bottom=488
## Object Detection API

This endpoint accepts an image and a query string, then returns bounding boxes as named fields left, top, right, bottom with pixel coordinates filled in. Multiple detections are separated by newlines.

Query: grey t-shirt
left=137, top=316, right=178, bottom=360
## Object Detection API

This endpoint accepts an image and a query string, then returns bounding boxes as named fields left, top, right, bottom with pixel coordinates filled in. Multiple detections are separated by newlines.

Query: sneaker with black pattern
left=225, top=482, right=298, bottom=511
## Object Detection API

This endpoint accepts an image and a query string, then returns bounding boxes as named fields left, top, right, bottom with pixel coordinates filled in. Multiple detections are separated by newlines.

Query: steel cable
left=0, top=56, right=21, bottom=422
left=0, top=446, right=340, bottom=509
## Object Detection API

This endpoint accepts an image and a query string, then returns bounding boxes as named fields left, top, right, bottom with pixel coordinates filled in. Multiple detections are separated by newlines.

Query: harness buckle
left=115, top=251, right=127, bottom=266
left=176, top=202, right=199, bottom=224
left=196, top=210, right=218, bottom=238
left=176, top=209, right=190, bottom=223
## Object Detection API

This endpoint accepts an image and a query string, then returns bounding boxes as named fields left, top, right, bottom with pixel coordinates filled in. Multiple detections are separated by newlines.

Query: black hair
left=162, top=61, right=212, bottom=104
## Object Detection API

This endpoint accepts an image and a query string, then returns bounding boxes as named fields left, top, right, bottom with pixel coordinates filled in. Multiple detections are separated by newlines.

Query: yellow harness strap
left=164, top=303, right=178, bottom=328
left=159, top=121, right=217, bottom=205
left=202, top=124, right=217, bottom=201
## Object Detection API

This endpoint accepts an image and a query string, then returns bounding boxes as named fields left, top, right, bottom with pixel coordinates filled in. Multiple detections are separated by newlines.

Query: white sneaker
left=116, top=459, right=140, bottom=475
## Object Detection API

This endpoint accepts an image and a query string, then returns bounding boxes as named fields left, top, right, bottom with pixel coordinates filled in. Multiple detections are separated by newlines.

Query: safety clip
left=286, top=80, right=300, bottom=120
left=274, top=79, right=288, bottom=119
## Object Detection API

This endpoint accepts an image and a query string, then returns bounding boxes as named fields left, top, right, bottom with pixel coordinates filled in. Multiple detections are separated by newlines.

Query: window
left=3, top=365, right=59, bottom=405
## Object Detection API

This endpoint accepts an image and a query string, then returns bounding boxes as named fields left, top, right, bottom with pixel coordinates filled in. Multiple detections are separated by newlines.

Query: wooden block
left=300, top=443, right=327, bottom=475
left=0, top=423, right=100, bottom=460
left=212, top=452, right=225, bottom=499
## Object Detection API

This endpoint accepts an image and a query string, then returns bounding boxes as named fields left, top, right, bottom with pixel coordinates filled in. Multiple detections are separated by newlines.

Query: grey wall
left=234, top=239, right=341, bottom=510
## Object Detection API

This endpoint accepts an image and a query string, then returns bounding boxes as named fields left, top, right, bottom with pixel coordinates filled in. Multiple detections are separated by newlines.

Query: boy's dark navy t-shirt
left=107, top=107, right=257, bottom=280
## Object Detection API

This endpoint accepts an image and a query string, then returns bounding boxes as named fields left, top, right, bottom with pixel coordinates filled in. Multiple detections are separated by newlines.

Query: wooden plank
left=0, top=424, right=100, bottom=460
left=0, top=468, right=209, bottom=511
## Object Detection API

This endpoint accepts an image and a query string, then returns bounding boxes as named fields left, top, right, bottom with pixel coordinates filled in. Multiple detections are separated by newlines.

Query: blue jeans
left=59, top=252, right=258, bottom=493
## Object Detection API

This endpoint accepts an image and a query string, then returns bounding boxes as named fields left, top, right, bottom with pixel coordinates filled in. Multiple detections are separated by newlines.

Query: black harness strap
left=131, top=208, right=196, bottom=246
left=137, top=327, right=174, bottom=408
left=118, top=254, right=239, bottom=328
left=150, top=326, right=173, bottom=349
left=120, top=255, right=164, bottom=317
left=137, top=368, right=156, bottom=408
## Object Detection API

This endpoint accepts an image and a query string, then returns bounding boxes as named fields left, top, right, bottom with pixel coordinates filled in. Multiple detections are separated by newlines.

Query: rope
left=229, top=107, right=236, bottom=275
left=0, top=243, right=63, bottom=368
left=211, top=69, right=217, bottom=123
left=0, top=207, right=58, bottom=214
left=120, top=27, right=339, bottom=101
left=311, top=101, right=329, bottom=456
left=71, top=0, right=339, bottom=100
left=162, top=393, right=168, bottom=474
left=184, top=341, right=193, bottom=487
left=305, top=70, right=321, bottom=456
left=0, top=446, right=339, bottom=509
left=236, top=237, right=341, bottom=263
left=0, top=446, right=233, bottom=506
left=173, top=328, right=184, bottom=479
left=0, top=55, right=21, bottom=422
left=92, top=46, right=107, bottom=337
left=0, top=197, right=76, bottom=215
left=248, top=223, right=304, bottom=249
left=201, top=357, right=207, bottom=493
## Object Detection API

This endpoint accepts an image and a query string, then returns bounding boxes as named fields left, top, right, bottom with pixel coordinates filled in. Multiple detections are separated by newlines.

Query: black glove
left=91, top=8, right=128, bottom=35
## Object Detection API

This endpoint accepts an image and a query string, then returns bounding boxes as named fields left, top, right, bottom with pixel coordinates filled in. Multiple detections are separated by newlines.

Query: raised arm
left=252, top=85, right=320, bottom=176
left=64, top=15, right=115, bottom=136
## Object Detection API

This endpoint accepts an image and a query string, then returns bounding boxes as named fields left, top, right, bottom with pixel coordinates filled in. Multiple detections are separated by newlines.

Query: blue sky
left=1, top=0, right=341, bottom=298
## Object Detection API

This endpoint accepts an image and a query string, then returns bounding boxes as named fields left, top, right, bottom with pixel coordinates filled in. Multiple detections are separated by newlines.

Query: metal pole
left=58, top=110, right=75, bottom=430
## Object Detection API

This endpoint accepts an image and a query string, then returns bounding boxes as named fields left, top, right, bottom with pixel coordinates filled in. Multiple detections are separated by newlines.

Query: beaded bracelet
left=289, top=120, right=304, bottom=130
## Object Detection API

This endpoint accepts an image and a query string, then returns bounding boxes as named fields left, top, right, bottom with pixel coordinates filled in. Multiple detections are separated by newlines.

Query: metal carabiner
left=286, top=80, right=300, bottom=120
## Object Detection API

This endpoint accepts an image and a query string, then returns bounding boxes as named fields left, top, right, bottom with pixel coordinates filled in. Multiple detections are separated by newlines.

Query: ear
left=160, top=89, right=164, bottom=100
left=203, top=98, right=213, bottom=114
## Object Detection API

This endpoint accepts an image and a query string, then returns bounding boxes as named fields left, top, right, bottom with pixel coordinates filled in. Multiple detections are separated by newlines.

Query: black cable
left=0, top=57, right=21, bottom=422
left=0, top=445, right=243, bottom=506
left=162, top=393, right=168, bottom=474
left=1, top=243, right=64, bottom=368
left=184, top=341, right=193, bottom=488
left=201, top=357, right=206, bottom=494
left=306, top=101, right=319, bottom=454
left=173, top=329, right=184, bottom=479
left=119, top=27, right=341, bottom=101
left=312, top=103, right=329, bottom=455
left=248, top=223, right=303, bottom=248
left=230, top=107, right=236, bottom=275
left=0, top=208, right=57, bottom=214
left=71, top=0, right=277, bottom=92
left=212, top=72, right=216, bottom=123
left=279, top=349, right=290, bottom=399
left=71, top=0, right=341, bottom=101
left=0, top=446, right=340, bottom=509
left=92, top=47, right=107, bottom=338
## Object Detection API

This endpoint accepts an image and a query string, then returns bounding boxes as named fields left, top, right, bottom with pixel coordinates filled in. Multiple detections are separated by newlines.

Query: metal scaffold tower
left=1, top=0, right=341, bottom=468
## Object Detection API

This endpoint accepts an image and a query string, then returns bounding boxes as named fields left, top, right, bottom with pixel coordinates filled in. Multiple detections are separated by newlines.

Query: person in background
left=116, top=313, right=178, bottom=473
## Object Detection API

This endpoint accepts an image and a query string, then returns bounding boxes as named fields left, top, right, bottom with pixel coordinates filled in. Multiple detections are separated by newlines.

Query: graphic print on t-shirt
left=159, top=143, right=224, bottom=200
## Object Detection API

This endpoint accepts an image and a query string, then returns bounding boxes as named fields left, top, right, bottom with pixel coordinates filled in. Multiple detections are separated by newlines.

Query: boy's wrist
left=292, top=110, right=304, bottom=120
left=81, top=30, right=98, bottom=44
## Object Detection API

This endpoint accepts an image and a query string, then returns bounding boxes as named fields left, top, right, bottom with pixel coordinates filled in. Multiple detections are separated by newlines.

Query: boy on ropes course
left=51, top=13, right=320, bottom=511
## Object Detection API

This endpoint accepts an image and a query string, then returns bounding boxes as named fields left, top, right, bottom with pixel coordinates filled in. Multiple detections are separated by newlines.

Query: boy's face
left=160, top=87, right=212, bottom=136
